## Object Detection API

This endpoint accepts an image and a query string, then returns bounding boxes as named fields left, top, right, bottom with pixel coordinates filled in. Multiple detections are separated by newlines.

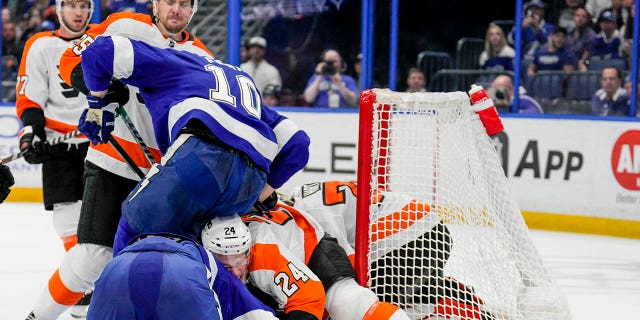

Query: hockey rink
left=0, top=202, right=639, bottom=319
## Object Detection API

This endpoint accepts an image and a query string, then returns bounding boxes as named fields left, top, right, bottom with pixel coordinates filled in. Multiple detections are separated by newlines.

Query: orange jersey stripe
left=90, top=136, right=161, bottom=169
left=371, top=199, right=430, bottom=243
left=59, top=12, right=152, bottom=85
left=48, top=269, right=85, bottom=306
left=61, top=234, right=78, bottom=251
left=363, top=301, right=400, bottom=320
left=45, top=116, right=79, bottom=134
left=275, top=204, right=320, bottom=264
left=250, top=243, right=325, bottom=320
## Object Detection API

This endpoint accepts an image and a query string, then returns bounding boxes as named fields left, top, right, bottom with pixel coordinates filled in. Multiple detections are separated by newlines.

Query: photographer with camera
left=489, top=75, right=543, bottom=114
left=303, top=49, right=358, bottom=108
left=508, top=0, right=554, bottom=56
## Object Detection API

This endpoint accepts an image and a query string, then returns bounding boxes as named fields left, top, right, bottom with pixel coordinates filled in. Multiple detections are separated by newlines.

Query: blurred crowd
left=1, top=0, right=638, bottom=115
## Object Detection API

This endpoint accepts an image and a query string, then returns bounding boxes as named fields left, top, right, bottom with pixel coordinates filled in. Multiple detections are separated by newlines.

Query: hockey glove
left=79, top=93, right=118, bottom=145
left=0, top=164, right=14, bottom=203
left=253, top=191, right=279, bottom=214
left=18, top=125, right=51, bottom=164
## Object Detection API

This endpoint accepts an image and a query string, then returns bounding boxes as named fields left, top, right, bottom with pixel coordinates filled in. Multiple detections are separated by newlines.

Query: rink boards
left=1, top=105, right=639, bottom=238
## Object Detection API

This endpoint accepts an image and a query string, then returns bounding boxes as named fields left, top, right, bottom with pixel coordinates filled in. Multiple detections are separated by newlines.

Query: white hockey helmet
left=55, top=0, right=94, bottom=36
left=201, top=215, right=252, bottom=255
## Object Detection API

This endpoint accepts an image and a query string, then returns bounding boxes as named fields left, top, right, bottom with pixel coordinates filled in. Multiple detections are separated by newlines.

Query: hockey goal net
left=355, top=89, right=571, bottom=320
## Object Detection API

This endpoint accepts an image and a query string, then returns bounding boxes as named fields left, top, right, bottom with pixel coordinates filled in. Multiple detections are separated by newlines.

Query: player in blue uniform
left=77, top=35, right=310, bottom=253
left=0, top=164, right=14, bottom=203
left=88, top=233, right=278, bottom=320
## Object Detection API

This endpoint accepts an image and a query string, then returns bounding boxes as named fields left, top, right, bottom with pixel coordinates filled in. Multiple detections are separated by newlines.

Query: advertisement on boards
left=1, top=105, right=638, bottom=224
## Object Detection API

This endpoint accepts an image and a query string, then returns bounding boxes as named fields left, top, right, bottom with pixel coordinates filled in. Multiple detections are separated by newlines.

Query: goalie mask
left=201, top=215, right=251, bottom=255
left=56, top=0, right=94, bottom=36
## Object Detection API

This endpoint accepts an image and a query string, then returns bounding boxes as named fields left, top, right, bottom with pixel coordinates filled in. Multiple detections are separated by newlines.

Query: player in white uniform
left=16, top=1, right=94, bottom=318
left=202, top=205, right=411, bottom=320
left=290, top=180, right=494, bottom=320
left=25, top=1, right=213, bottom=319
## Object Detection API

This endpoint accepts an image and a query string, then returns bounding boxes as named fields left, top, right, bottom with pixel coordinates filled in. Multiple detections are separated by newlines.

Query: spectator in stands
left=581, top=10, right=622, bottom=70
left=18, top=7, right=44, bottom=46
left=240, top=44, right=249, bottom=64
left=303, top=49, right=358, bottom=108
left=479, top=23, right=515, bottom=71
left=490, top=75, right=543, bottom=114
left=405, top=68, right=426, bottom=93
left=2, top=7, right=14, bottom=23
left=262, top=84, right=281, bottom=106
left=568, top=7, right=597, bottom=69
left=509, top=0, right=554, bottom=55
left=586, top=0, right=612, bottom=24
left=592, top=66, right=629, bottom=115
left=111, top=0, right=151, bottom=14
left=601, top=0, right=628, bottom=30
left=2, top=21, right=21, bottom=59
left=620, top=1, right=634, bottom=58
left=558, top=0, right=585, bottom=30
left=527, top=26, right=576, bottom=77
left=240, top=36, right=282, bottom=95
left=354, top=53, right=362, bottom=90
left=623, top=74, right=640, bottom=114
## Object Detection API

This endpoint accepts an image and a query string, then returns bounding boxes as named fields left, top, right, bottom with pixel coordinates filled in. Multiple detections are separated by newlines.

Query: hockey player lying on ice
left=290, top=180, right=495, bottom=320
left=201, top=209, right=410, bottom=320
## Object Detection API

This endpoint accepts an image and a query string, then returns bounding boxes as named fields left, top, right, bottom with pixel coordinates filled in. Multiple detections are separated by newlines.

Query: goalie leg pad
left=307, top=235, right=357, bottom=290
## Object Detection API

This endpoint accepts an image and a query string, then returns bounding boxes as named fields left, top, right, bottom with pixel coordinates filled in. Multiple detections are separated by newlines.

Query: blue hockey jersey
left=81, top=36, right=309, bottom=188
left=88, top=235, right=277, bottom=320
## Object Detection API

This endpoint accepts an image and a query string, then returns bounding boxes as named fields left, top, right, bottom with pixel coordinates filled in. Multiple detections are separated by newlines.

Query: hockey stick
left=1, top=129, right=81, bottom=165
left=108, top=136, right=145, bottom=179
left=116, top=107, right=156, bottom=165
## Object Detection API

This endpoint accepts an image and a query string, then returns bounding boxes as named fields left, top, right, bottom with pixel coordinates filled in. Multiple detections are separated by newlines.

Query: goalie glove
left=79, top=93, right=118, bottom=145
left=0, top=164, right=14, bottom=203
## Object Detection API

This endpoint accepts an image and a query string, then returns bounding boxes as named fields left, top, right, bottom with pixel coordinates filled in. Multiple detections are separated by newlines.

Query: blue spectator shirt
left=304, top=74, right=359, bottom=108
left=517, top=94, right=544, bottom=114
left=533, top=46, right=576, bottom=70
left=591, top=87, right=630, bottom=116
left=81, top=36, right=310, bottom=188
left=566, top=26, right=597, bottom=60
left=111, top=0, right=150, bottom=14
left=511, top=20, right=554, bottom=53
left=590, top=30, right=622, bottom=59
left=479, top=46, right=515, bottom=71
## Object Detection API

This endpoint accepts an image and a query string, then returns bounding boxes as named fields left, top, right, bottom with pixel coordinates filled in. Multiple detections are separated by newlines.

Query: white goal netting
left=355, top=89, right=571, bottom=320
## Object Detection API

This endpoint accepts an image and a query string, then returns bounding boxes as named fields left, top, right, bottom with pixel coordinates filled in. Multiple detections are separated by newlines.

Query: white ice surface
left=0, top=203, right=639, bottom=319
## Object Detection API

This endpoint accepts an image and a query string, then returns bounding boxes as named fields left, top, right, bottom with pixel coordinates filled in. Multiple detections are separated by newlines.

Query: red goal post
left=355, top=88, right=571, bottom=319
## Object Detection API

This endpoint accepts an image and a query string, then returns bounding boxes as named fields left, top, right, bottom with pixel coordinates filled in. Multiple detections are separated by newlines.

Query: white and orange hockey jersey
left=58, top=12, right=213, bottom=180
left=290, top=180, right=443, bottom=265
left=241, top=206, right=326, bottom=319
left=16, top=29, right=91, bottom=144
